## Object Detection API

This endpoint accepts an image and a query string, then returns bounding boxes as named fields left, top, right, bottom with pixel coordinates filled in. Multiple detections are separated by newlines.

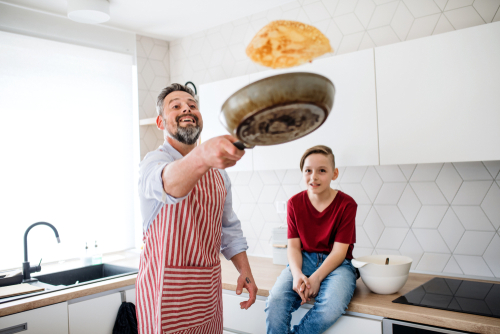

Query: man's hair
left=299, top=145, right=336, bottom=171
left=156, top=83, right=196, bottom=117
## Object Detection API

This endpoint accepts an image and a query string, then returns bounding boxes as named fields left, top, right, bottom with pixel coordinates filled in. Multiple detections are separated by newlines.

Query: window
left=0, top=31, right=138, bottom=270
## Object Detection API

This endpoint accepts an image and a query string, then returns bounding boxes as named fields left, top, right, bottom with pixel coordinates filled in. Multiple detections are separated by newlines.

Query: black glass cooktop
left=393, top=277, right=500, bottom=318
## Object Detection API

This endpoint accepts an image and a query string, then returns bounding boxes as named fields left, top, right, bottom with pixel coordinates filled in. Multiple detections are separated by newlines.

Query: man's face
left=160, top=91, right=203, bottom=145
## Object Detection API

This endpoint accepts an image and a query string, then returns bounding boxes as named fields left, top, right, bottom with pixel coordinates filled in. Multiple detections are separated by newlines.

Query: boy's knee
left=266, top=290, right=286, bottom=310
left=315, top=301, right=348, bottom=324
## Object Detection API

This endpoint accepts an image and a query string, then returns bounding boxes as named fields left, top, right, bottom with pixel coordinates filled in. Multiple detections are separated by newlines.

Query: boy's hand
left=304, top=274, right=321, bottom=303
left=292, top=273, right=310, bottom=304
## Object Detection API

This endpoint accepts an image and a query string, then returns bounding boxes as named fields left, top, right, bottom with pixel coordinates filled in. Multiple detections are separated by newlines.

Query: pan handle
left=233, top=141, right=249, bottom=150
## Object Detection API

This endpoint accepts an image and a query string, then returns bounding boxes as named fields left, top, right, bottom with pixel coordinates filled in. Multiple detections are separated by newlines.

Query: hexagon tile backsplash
left=226, top=161, right=500, bottom=280
left=168, top=0, right=500, bottom=87
left=137, top=35, right=170, bottom=160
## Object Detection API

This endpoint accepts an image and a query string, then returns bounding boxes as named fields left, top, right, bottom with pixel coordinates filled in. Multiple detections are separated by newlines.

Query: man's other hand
left=235, top=273, right=258, bottom=310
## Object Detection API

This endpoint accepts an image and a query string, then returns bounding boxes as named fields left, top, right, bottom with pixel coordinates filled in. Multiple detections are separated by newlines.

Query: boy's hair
left=300, top=145, right=336, bottom=171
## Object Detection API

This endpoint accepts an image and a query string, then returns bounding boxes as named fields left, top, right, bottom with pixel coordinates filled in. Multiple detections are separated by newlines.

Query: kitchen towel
left=112, top=301, right=138, bottom=334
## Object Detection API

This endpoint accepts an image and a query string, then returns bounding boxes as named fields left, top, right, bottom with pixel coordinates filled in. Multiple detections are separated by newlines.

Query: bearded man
left=136, top=83, right=258, bottom=334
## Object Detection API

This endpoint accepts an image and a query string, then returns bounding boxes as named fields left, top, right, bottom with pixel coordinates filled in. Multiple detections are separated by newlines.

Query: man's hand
left=292, top=272, right=310, bottom=305
left=235, top=273, right=258, bottom=310
left=196, top=135, right=244, bottom=169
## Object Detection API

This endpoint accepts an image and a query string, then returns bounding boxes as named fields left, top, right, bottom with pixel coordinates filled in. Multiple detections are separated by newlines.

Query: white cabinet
left=0, top=302, right=68, bottom=334
left=125, top=288, right=136, bottom=305
left=68, top=292, right=122, bottom=334
left=249, top=49, right=379, bottom=170
left=223, top=292, right=267, bottom=334
left=375, top=22, right=500, bottom=165
left=199, top=75, right=253, bottom=171
left=291, top=306, right=381, bottom=334
left=222, top=291, right=381, bottom=334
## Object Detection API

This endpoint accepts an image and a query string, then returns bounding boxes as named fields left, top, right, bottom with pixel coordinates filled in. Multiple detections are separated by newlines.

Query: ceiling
left=2, top=0, right=295, bottom=40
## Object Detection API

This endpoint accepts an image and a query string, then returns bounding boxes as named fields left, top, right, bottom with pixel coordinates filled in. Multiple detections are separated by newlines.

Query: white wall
left=0, top=2, right=136, bottom=57
left=225, top=163, right=500, bottom=279
left=151, top=0, right=500, bottom=280
left=167, top=0, right=500, bottom=86
left=135, top=36, right=171, bottom=160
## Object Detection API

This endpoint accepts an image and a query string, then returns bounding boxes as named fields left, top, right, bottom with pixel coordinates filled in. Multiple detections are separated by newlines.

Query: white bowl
left=352, top=255, right=412, bottom=295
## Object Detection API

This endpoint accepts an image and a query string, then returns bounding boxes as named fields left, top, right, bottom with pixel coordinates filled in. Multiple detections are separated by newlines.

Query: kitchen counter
left=1, top=252, right=499, bottom=334
left=221, top=256, right=500, bottom=334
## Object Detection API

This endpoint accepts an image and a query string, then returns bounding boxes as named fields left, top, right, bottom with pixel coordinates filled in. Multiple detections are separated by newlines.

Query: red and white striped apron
left=136, top=168, right=227, bottom=334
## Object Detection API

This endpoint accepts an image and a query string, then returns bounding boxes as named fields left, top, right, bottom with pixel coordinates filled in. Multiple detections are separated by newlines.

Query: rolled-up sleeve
left=138, top=150, right=189, bottom=205
left=219, top=170, right=248, bottom=260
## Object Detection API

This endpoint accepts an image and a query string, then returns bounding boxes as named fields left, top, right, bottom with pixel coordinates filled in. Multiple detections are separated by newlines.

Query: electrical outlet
left=275, top=201, right=286, bottom=213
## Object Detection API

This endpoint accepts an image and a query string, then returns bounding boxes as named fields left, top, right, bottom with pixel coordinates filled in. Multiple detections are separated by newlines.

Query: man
left=136, top=83, right=258, bottom=334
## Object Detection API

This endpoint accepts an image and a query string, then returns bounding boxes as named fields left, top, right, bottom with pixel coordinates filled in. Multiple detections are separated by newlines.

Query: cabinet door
left=125, top=288, right=136, bottom=305
left=376, top=22, right=500, bottom=165
left=291, top=307, right=381, bottom=334
left=68, top=292, right=122, bottom=334
left=222, top=292, right=266, bottom=333
left=199, top=75, right=253, bottom=172
left=0, top=302, right=68, bottom=334
left=250, top=49, right=379, bottom=170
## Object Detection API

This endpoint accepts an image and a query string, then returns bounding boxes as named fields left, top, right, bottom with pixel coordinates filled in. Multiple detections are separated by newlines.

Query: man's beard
left=165, top=114, right=202, bottom=145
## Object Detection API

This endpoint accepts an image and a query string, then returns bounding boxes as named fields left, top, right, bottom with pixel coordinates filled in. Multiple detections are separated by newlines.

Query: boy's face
left=302, top=153, right=339, bottom=195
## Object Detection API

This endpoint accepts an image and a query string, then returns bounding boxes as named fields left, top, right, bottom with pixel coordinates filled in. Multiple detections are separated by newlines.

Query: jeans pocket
left=161, top=262, right=221, bottom=333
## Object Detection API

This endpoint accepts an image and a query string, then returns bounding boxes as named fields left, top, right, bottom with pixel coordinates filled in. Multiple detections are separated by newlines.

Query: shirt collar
left=161, top=140, right=184, bottom=161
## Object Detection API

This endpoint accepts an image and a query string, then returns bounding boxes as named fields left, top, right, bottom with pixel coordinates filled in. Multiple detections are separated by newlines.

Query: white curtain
left=0, top=31, right=137, bottom=270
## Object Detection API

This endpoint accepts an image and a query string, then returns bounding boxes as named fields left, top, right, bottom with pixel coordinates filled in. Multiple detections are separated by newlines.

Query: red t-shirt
left=287, top=190, right=357, bottom=260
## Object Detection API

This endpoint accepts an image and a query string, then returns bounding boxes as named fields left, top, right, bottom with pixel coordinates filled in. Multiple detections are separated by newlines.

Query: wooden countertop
left=221, top=256, right=500, bottom=334
left=1, top=253, right=499, bottom=334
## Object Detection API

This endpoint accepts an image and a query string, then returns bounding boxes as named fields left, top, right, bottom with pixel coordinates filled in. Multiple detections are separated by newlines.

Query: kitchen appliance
left=383, top=319, right=470, bottom=334
left=219, top=72, right=335, bottom=150
left=272, top=227, right=288, bottom=266
left=351, top=255, right=412, bottom=295
left=393, top=277, right=500, bottom=319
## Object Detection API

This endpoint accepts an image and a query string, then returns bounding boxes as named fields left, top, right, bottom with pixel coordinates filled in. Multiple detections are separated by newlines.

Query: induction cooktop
left=393, top=277, right=500, bottom=318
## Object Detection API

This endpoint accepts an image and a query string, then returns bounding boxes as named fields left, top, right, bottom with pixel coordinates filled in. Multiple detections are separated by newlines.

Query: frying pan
left=219, top=72, right=335, bottom=150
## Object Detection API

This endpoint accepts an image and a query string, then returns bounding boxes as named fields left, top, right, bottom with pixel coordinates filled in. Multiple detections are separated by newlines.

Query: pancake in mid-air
left=246, top=20, right=333, bottom=69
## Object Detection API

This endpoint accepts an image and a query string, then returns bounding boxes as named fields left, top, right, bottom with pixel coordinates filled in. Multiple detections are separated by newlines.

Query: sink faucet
left=23, top=222, right=60, bottom=283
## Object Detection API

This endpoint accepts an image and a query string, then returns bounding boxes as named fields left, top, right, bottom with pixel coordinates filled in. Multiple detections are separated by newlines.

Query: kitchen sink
left=0, top=264, right=137, bottom=304
left=35, top=264, right=137, bottom=286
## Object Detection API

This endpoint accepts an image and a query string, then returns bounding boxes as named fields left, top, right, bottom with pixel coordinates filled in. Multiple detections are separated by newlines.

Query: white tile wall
left=168, top=0, right=500, bottom=86
left=227, top=161, right=500, bottom=280
left=136, top=35, right=171, bottom=160
left=134, top=1, right=500, bottom=279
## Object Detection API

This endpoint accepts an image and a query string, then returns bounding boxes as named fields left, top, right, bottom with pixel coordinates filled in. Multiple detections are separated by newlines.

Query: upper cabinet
left=375, top=22, right=500, bottom=165
left=249, top=49, right=379, bottom=170
left=199, top=75, right=253, bottom=171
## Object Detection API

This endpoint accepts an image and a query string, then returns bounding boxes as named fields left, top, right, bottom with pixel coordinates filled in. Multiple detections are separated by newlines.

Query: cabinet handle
left=222, top=327, right=251, bottom=334
left=0, top=323, right=27, bottom=334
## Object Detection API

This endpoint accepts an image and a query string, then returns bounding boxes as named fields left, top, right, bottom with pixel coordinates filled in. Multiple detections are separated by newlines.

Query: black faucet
left=23, top=222, right=60, bottom=282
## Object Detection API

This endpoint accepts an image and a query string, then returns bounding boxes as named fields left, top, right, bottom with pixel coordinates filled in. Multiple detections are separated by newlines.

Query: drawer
left=0, top=302, right=68, bottom=334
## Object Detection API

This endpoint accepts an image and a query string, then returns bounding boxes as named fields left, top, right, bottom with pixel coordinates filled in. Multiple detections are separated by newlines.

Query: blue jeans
left=265, top=252, right=357, bottom=334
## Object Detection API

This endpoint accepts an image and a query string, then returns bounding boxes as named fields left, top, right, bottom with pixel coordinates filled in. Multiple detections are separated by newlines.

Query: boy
left=265, top=145, right=357, bottom=334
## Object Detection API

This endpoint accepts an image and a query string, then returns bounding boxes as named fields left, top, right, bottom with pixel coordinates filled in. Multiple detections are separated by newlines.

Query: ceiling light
left=67, top=0, right=110, bottom=24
